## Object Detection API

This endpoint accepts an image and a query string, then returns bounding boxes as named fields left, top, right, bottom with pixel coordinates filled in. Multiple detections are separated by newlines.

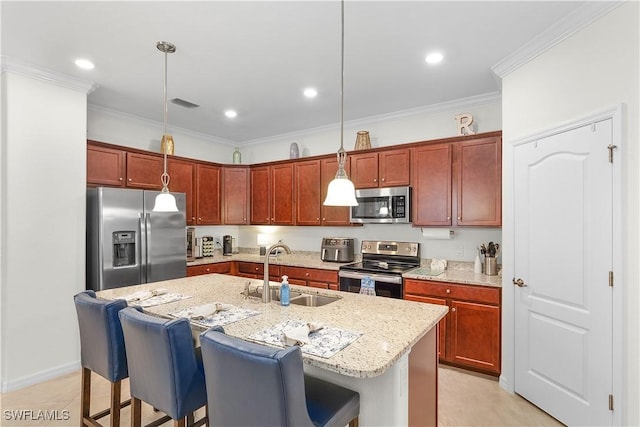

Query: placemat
left=169, top=304, right=260, bottom=328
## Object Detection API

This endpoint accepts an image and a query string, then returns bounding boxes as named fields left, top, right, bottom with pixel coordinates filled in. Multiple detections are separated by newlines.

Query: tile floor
left=1, top=364, right=563, bottom=426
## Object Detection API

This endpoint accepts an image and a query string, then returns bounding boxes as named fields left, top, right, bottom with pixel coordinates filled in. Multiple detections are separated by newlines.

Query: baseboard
left=1, top=360, right=81, bottom=393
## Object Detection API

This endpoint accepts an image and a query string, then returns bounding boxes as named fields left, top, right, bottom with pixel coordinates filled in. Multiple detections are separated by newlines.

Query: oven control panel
left=361, top=240, right=419, bottom=257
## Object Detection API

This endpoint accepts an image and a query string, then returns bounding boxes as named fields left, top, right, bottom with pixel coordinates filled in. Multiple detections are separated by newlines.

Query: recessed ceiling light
left=425, top=52, right=444, bottom=65
left=303, top=88, right=318, bottom=98
left=224, top=110, right=237, bottom=118
left=74, top=58, right=95, bottom=70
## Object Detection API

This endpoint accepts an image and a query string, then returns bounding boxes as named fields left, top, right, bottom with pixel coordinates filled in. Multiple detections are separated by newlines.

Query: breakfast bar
left=98, top=274, right=448, bottom=426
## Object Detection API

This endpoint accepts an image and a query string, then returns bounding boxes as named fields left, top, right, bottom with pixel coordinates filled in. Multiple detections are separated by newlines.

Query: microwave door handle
left=335, top=249, right=339, bottom=261
left=322, top=248, right=327, bottom=260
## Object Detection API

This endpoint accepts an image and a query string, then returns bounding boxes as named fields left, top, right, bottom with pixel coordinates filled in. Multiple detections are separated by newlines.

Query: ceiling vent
left=170, top=98, right=200, bottom=109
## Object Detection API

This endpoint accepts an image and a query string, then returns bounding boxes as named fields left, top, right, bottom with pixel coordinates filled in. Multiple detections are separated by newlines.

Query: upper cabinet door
left=271, top=163, right=295, bottom=225
left=126, top=152, right=164, bottom=189
left=87, top=144, right=125, bottom=187
left=411, top=143, right=452, bottom=226
left=295, top=160, right=321, bottom=226
left=195, top=164, right=221, bottom=225
left=350, top=152, right=379, bottom=189
left=250, top=166, right=271, bottom=224
left=454, top=136, right=502, bottom=226
left=320, top=157, right=352, bottom=226
left=168, top=158, right=196, bottom=225
left=222, top=167, right=249, bottom=225
left=378, top=148, right=410, bottom=187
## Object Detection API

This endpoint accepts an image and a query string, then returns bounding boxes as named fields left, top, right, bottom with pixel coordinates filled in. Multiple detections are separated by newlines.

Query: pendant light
left=323, top=0, right=358, bottom=207
left=152, top=41, right=179, bottom=212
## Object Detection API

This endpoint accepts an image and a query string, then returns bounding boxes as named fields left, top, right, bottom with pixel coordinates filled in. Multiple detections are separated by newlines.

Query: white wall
left=87, top=105, right=235, bottom=164
left=500, top=3, right=639, bottom=425
left=0, top=71, right=88, bottom=391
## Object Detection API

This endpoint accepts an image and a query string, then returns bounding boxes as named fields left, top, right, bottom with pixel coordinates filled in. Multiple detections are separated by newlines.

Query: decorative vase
left=232, top=147, right=241, bottom=164
left=354, top=131, right=371, bottom=150
left=289, top=142, right=300, bottom=159
left=161, top=135, right=174, bottom=155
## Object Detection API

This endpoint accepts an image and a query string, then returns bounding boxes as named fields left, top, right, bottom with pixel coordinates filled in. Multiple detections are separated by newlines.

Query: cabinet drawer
left=237, top=262, right=280, bottom=277
left=187, top=262, right=231, bottom=277
left=280, top=266, right=338, bottom=284
left=404, top=279, right=500, bottom=305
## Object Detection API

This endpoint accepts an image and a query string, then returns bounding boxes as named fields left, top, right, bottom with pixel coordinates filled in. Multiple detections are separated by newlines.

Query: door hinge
left=609, top=394, right=614, bottom=411
left=608, top=144, right=617, bottom=163
left=609, top=271, right=614, bottom=287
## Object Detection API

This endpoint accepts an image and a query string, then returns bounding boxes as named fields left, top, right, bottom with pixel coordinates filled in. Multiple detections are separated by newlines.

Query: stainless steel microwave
left=350, top=186, right=411, bottom=224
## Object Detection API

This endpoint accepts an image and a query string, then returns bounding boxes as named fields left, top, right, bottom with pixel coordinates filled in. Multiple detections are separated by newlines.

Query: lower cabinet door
left=405, top=294, right=448, bottom=359
left=449, top=300, right=501, bottom=374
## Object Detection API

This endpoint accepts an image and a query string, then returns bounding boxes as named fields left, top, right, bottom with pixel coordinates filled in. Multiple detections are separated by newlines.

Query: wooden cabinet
left=320, top=157, right=352, bottom=226
left=250, top=164, right=295, bottom=225
left=404, top=279, right=501, bottom=375
left=295, top=160, right=321, bottom=226
left=222, top=166, right=249, bottom=224
left=87, top=144, right=126, bottom=187
left=454, top=136, right=502, bottom=226
left=195, top=164, right=221, bottom=225
left=125, top=152, right=164, bottom=190
left=411, top=143, right=452, bottom=226
left=187, top=262, right=232, bottom=277
left=250, top=166, right=271, bottom=224
left=236, top=262, right=280, bottom=282
left=280, top=266, right=339, bottom=290
left=351, top=148, right=410, bottom=189
left=168, top=158, right=196, bottom=225
left=411, top=135, right=501, bottom=227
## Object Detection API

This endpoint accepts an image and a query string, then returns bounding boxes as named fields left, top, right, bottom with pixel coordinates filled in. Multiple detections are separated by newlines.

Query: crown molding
left=88, top=104, right=235, bottom=146
left=1, top=56, right=97, bottom=94
left=242, top=92, right=502, bottom=147
left=491, top=1, right=624, bottom=78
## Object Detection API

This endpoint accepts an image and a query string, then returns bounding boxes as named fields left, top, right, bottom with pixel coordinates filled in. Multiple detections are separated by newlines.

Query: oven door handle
left=339, top=270, right=403, bottom=284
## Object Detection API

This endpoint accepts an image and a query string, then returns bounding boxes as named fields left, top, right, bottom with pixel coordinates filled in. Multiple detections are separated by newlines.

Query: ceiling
left=2, top=1, right=588, bottom=145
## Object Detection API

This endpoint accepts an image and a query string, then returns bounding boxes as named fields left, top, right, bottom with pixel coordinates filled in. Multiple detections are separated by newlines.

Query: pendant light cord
left=340, top=0, right=344, bottom=153
left=161, top=45, right=170, bottom=189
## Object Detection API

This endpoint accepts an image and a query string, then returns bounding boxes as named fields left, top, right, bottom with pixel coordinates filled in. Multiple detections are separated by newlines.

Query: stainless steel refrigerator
left=87, top=187, right=187, bottom=291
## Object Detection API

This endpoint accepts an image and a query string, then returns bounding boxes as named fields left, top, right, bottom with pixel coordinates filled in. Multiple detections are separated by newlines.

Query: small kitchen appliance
left=339, top=240, right=420, bottom=298
left=321, top=237, right=355, bottom=263
left=187, top=227, right=196, bottom=261
left=223, top=235, right=233, bottom=256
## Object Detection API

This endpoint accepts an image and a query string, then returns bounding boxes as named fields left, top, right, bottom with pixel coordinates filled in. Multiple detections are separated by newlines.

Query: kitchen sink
left=289, top=294, right=341, bottom=307
left=244, top=286, right=302, bottom=301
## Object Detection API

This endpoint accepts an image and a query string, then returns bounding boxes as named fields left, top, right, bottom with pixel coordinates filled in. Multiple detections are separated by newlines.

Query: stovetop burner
left=340, top=240, right=420, bottom=275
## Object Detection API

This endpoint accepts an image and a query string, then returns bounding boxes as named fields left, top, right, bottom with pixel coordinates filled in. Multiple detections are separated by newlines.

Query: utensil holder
left=484, top=256, right=497, bottom=276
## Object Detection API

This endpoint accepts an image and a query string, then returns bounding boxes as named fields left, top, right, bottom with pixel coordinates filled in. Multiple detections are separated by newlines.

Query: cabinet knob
left=119, top=177, right=123, bottom=181
left=243, top=218, right=246, bottom=221
left=382, top=178, right=385, bottom=182
left=316, top=217, right=320, bottom=221
left=191, top=217, right=195, bottom=221
left=255, top=267, right=259, bottom=271
left=447, top=216, right=451, bottom=220
left=198, top=217, right=202, bottom=221
left=458, top=216, right=462, bottom=220
left=446, top=289, right=451, bottom=293
left=452, top=307, right=456, bottom=312
left=128, top=178, right=132, bottom=182
left=206, top=268, right=210, bottom=272
left=322, top=218, right=326, bottom=221
left=374, top=178, right=377, bottom=182
left=305, top=272, right=309, bottom=277
left=271, top=218, right=274, bottom=221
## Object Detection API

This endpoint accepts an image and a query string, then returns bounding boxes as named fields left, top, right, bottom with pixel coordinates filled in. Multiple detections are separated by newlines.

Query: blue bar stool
left=118, top=307, right=207, bottom=427
left=200, top=327, right=360, bottom=427
left=73, top=290, right=131, bottom=427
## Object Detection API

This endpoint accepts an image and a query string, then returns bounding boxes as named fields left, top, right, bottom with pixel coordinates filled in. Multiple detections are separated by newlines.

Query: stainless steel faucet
left=263, top=243, right=292, bottom=303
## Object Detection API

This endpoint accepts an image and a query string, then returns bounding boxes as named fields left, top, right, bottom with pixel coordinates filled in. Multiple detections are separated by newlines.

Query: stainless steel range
left=339, top=240, right=420, bottom=298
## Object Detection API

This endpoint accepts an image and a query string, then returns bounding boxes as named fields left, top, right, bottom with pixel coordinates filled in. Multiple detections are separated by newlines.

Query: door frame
left=501, top=105, right=623, bottom=424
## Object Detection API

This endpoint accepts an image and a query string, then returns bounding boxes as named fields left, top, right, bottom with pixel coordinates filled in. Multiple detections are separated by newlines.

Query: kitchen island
left=98, top=274, right=448, bottom=426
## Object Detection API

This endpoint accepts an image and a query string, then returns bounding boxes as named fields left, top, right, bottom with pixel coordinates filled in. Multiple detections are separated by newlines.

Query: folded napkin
left=189, top=302, right=233, bottom=320
left=124, top=288, right=168, bottom=302
left=283, top=322, right=324, bottom=346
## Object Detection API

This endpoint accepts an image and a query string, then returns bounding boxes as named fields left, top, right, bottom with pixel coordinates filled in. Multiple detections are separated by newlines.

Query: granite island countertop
left=98, top=274, right=448, bottom=379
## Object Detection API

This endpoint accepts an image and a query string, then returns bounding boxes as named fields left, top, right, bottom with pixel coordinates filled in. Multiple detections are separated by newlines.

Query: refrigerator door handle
left=139, top=213, right=147, bottom=284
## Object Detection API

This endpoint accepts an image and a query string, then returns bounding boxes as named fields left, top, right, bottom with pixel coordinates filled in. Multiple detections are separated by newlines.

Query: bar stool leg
left=349, top=416, right=359, bottom=427
left=110, top=380, right=122, bottom=427
left=80, top=367, right=91, bottom=427
left=131, top=397, right=142, bottom=427
left=174, top=418, right=186, bottom=427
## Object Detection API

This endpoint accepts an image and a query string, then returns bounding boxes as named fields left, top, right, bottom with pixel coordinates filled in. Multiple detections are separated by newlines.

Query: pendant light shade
left=323, top=0, right=358, bottom=207
left=153, top=41, right=178, bottom=213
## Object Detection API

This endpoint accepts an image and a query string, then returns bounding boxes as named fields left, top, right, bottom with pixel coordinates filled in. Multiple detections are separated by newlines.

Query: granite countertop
left=98, top=274, right=448, bottom=379
left=187, top=252, right=350, bottom=271
left=188, top=251, right=502, bottom=287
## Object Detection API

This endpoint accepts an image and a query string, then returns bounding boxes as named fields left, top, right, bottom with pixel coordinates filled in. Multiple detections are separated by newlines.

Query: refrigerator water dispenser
left=113, top=231, right=136, bottom=267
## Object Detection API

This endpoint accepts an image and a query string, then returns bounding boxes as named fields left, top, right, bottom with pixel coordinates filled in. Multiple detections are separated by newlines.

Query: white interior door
left=513, top=119, right=613, bottom=426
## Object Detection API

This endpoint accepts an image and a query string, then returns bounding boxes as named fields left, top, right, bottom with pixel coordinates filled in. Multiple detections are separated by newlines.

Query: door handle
left=512, top=277, right=527, bottom=287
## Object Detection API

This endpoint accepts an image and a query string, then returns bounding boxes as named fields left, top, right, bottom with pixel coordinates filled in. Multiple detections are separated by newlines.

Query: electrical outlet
left=455, top=244, right=464, bottom=257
